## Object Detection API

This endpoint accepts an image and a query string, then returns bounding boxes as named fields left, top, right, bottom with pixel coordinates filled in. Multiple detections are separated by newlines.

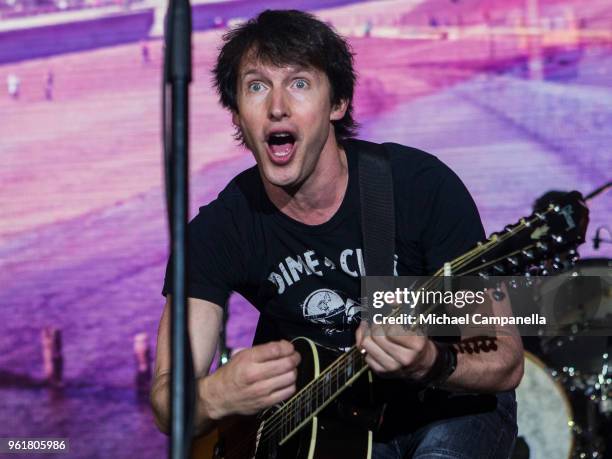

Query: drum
left=538, top=258, right=612, bottom=375
left=515, top=352, right=574, bottom=459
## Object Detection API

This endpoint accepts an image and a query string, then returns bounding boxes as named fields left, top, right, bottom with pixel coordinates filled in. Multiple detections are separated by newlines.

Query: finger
left=385, top=332, right=427, bottom=351
left=254, top=367, right=297, bottom=395
left=251, top=340, right=295, bottom=363
left=385, top=323, right=415, bottom=337
left=361, top=336, right=400, bottom=372
left=372, top=334, right=420, bottom=367
left=254, top=352, right=301, bottom=379
left=263, top=383, right=296, bottom=408
left=355, top=321, right=368, bottom=347
left=364, top=354, right=388, bottom=375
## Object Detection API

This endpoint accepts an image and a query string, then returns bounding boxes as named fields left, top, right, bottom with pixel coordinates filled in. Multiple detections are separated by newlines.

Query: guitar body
left=192, top=337, right=376, bottom=459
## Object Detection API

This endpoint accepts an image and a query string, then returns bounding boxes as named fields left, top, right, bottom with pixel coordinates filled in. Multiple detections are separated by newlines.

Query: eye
left=248, top=81, right=265, bottom=93
left=293, top=79, right=309, bottom=89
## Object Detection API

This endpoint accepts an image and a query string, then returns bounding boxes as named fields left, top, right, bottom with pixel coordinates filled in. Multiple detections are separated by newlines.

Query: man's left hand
left=355, top=321, right=438, bottom=381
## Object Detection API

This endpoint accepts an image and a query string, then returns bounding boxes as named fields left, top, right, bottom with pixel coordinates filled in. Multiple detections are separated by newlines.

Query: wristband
left=421, top=341, right=458, bottom=389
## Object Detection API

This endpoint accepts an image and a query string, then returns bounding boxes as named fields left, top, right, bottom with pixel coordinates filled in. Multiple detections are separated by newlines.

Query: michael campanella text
left=371, top=313, right=547, bottom=326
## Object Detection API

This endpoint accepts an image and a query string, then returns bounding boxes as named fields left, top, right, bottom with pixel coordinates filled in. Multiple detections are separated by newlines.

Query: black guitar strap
left=357, top=141, right=396, bottom=277
left=354, top=139, right=396, bottom=418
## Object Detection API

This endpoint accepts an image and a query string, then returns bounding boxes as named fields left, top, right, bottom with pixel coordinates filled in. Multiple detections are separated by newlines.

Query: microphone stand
left=163, top=0, right=193, bottom=457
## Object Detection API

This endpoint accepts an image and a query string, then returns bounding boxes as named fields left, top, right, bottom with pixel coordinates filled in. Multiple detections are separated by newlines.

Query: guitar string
left=224, top=209, right=555, bottom=455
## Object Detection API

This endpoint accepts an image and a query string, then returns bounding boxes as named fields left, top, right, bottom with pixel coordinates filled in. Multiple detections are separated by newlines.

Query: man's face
left=232, top=59, right=347, bottom=189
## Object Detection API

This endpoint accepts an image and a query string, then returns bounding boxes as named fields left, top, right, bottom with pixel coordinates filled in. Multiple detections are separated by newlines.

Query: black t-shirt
left=162, top=138, right=485, bottom=351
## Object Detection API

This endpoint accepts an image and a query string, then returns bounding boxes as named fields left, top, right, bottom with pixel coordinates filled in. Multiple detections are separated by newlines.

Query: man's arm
left=150, top=296, right=223, bottom=436
left=355, top=288, right=524, bottom=393
left=443, top=284, right=524, bottom=392
left=151, top=296, right=302, bottom=437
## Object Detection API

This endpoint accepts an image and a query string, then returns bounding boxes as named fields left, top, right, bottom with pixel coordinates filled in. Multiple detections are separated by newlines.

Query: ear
left=231, top=111, right=240, bottom=126
left=330, top=99, right=348, bottom=122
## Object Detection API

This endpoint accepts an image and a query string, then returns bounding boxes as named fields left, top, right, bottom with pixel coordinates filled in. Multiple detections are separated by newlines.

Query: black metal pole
left=163, top=0, right=193, bottom=456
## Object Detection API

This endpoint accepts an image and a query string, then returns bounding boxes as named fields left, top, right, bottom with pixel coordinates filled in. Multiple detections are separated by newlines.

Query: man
left=152, top=10, right=523, bottom=458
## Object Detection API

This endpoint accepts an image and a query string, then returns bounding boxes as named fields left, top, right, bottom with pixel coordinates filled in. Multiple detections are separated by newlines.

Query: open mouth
left=266, top=132, right=296, bottom=159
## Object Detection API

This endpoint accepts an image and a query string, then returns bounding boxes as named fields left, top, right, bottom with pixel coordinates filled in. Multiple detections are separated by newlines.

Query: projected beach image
left=1, top=0, right=611, bottom=457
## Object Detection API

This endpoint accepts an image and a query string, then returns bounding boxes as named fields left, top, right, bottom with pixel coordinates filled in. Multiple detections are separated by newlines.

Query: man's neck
left=264, top=140, right=349, bottom=226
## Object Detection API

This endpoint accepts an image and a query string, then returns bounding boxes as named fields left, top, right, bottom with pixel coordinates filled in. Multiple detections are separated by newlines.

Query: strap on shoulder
left=357, top=141, right=396, bottom=277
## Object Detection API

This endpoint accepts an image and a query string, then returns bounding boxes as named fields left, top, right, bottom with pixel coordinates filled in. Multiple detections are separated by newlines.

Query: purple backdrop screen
left=0, top=0, right=610, bottom=457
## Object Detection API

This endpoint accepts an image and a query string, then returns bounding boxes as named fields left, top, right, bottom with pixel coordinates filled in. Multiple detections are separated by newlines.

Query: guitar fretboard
left=267, top=347, right=368, bottom=445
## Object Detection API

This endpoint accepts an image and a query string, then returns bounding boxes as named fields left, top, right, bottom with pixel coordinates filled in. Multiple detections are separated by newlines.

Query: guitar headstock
left=454, top=191, right=589, bottom=278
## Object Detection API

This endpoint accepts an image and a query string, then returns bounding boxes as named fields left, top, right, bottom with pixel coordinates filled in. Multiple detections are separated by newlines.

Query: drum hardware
left=595, top=353, right=611, bottom=416
left=516, top=352, right=577, bottom=459
left=556, top=351, right=612, bottom=416
left=529, top=259, right=612, bottom=458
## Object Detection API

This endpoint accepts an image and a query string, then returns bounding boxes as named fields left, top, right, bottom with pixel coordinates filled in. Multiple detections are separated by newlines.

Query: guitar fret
left=346, top=353, right=353, bottom=379
left=305, top=386, right=312, bottom=416
left=334, top=364, right=339, bottom=392
left=285, top=404, right=290, bottom=437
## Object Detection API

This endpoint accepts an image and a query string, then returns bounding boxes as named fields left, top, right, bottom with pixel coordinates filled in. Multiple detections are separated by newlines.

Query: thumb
left=355, top=320, right=370, bottom=347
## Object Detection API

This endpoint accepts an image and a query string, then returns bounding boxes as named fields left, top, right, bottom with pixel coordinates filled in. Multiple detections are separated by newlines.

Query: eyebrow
left=240, top=69, right=262, bottom=79
left=239, top=65, right=314, bottom=80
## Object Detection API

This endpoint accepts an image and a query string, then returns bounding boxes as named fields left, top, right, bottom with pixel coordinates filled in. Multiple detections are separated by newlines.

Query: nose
left=268, top=87, right=290, bottom=121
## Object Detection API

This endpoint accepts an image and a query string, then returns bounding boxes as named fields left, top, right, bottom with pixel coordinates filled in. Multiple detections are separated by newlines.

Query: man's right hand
left=201, top=340, right=301, bottom=419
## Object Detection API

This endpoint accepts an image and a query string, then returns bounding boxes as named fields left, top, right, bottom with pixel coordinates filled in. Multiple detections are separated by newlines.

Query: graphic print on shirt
left=301, top=289, right=364, bottom=336
left=266, top=248, right=398, bottom=337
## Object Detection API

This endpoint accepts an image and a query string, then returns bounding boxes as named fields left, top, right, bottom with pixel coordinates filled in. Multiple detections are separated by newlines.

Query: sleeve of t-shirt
left=161, top=200, right=245, bottom=308
left=420, top=161, right=485, bottom=274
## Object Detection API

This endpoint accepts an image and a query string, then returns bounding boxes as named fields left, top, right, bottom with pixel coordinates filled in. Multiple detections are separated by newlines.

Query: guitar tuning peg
left=567, top=248, right=580, bottom=264
left=524, top=276, right=534, bottom=287
left=509, top=279, right=518, bottom=289
left=521, top=249, right=535, bottom=260
left=507, top=256, right=519, bottom=266
left=551, top=234, right=564, bottom=244
left=493, top=288, right=505, bottom=301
